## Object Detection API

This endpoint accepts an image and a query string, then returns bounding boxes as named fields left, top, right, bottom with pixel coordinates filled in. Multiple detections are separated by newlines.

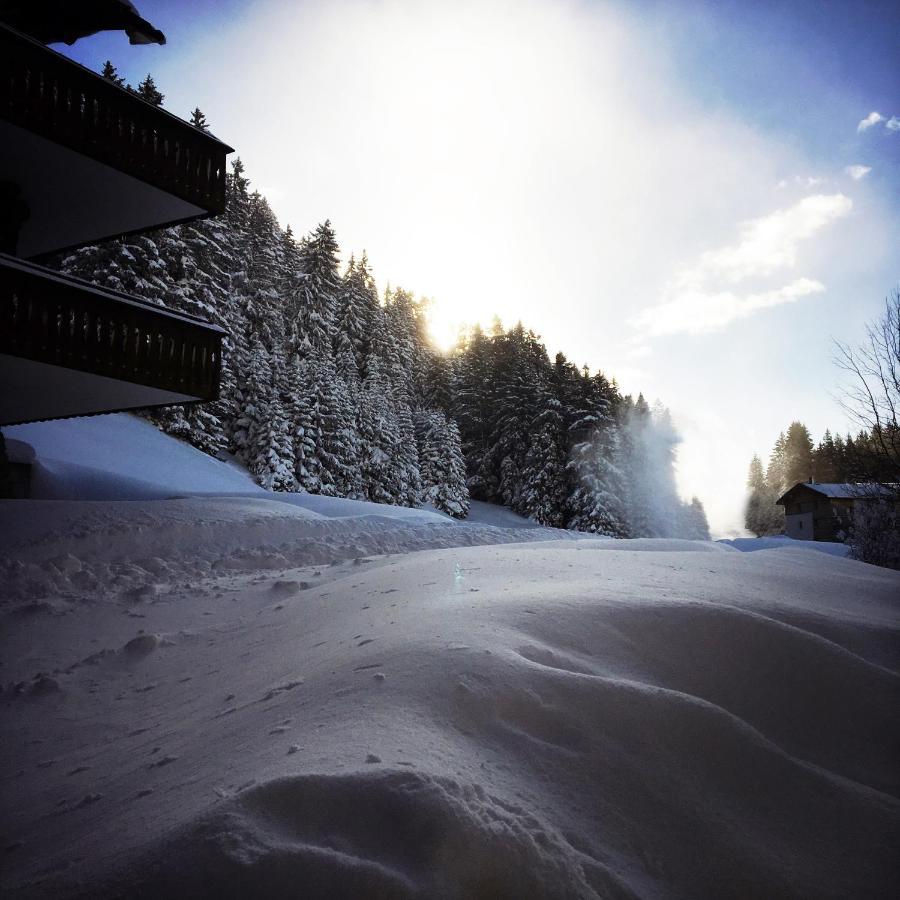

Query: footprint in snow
left=259, top=679, right=304, bottom=702
left=123, top=634, right=159, bottom=658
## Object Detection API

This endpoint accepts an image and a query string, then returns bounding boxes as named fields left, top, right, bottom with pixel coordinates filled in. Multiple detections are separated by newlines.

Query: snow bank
left=719, top=535, right=851, bottom=557
left=2, top=512, right=898, bottom=897
left=5, top=414, right=260, bottom=500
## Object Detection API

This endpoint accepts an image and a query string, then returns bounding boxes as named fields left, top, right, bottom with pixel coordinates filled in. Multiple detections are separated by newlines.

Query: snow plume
left=567, top=396, right=710, bottom=540
left=618, top=400, right=710, bottom=540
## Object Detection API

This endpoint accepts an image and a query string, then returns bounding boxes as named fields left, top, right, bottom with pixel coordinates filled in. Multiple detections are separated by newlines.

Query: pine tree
left=813, top=430, right=839, bottom=483
left=289, top=221, right=341, bottom=356
left=744, top=454, right=783, bottom=536
left=189, top=107, right=209, bottom=131
left=392, top=400, right=422, bottom=507
left=101, top=60, right=126, bottom=87
left=307, top=351, right=362, bottom=497
left=357, top=362, right=401, bottom=504
left=685, top=497, right=711, bottom=540
left=285, top=354, right=318, bottom=490
left=417, top=411, right=469, bottom=518
left=766, top=432, right=787, bottom=496
left=335, top=254, right=379, bottom=377
left=783, top=421, right=814, bottom=487
left=136, top=74, right=164, bottom=106
left=521, top=398, right=569, bottom=527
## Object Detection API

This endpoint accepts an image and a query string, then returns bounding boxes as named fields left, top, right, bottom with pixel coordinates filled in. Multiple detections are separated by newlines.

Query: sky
left=55, top=0, right=899, bottom=536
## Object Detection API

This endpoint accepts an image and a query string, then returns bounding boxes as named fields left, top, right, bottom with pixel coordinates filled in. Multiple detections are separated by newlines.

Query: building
left=776, top=482, right=893, bottom=542
left=0, top=20, right=232, bottom=427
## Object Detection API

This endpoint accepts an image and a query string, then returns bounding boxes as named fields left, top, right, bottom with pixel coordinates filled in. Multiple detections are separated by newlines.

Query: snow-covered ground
left=718, top=535, right=851, bottom=557
left=1, top=415, right=898, bottom=898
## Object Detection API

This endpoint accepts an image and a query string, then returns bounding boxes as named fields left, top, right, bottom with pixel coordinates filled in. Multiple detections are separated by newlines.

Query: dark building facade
left=0, top=22, right=232, bottom=426
left=776, top=482, right=891, bottom=542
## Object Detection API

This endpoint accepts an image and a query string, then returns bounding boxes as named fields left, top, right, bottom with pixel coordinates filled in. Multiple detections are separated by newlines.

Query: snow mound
left=103, top=770, right=600, bottom=899
left=719, top=535, right=851, bottom=557
left=0, top=497, right=569, bottom=606
left=5, top=414, right=260, bottom=499
left=463, top=499, right=547, bottom=529
left=3, top=535, right=898, bottom=897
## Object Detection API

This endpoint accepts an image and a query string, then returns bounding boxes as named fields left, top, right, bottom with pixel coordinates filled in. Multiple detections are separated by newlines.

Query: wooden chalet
left=0, top=21, right=232, bottom=426
left=776, top=481, right=893, bottom=542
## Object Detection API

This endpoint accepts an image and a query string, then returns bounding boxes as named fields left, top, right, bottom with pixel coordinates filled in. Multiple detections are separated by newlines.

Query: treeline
left=744, top=420, right=896, bottom=536
left=59, top=163, right=470, bottom=517
left=56, top=66, right=709, bottom=537
left=452, top=324, right=709, bottom=537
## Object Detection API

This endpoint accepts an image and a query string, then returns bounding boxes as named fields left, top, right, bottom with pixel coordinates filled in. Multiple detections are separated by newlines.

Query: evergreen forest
left=56, top=70, right=710, bottom=540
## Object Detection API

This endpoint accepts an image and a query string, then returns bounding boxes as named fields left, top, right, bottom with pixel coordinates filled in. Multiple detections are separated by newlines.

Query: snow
left=462, top=499, right=549, bottom=529
left=5, top=414, right=260, bottom=500
left=786, top=482, right=893, bottom=500
left=718, top=535, right=852, bottom=557
left=2, top=416, right=898, bottom=897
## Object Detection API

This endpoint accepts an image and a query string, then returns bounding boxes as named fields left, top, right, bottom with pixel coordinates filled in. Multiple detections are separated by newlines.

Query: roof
left=776, top=482, right=894, bottom=504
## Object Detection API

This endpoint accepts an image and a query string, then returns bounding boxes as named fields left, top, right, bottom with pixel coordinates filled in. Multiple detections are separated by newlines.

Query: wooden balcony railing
left=0, top=23, right=233, bottom=215
left=0, top=253, right=225, bottom=400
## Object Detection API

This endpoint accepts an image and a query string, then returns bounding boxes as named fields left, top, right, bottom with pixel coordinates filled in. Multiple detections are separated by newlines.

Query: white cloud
left=675, top=193, right=853, bottom=287
left=631, top=278, right=825, bottom=337
left=629, top=193, right=852, bottom=337
left=857, top=111, right=884, bottom=132
left=776, top=175, right=826, bottom=190
left=845, top=164, right=871, bottom=180
left=887, top=116, right=900, bottom=132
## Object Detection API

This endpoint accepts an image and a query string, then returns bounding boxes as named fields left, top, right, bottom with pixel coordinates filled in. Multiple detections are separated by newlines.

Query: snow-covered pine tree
left=392, top=400, right=422, bottom=507
left=567, top=376, right=628, bottom=536
left=241, top=350, right=295, bottom=492
left=289, top=221, right=341, bottom=357
left=520, top=396, right=569, bottom=527
left=416, top=410, right=469, bottom=518
left=450, top=324, right=495, bottom=499
left=484, top=323, right=547, bottom=511
left=231, top=335, right=272, bottom=469
left=284, top=353, right=318, bottom=490
left=309, top=351, right=362, bottom=498
left=384, top=287, right=420, bottom=409
left=357, top=362, right=401, bottom=504
left=335, top=254, right=379, bottom=378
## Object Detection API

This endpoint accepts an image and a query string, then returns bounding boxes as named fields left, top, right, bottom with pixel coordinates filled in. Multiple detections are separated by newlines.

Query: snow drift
left=1, top=416, right=898, bottom=898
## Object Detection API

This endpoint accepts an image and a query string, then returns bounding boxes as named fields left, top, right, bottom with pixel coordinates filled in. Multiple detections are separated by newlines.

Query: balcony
left=0, top=23, right=234, bottom=258
left=0, top=253, right=225, bottom=425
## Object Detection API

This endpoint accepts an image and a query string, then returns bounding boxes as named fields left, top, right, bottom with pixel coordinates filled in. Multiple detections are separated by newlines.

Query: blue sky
left=51, top=0, right=899, bottom=534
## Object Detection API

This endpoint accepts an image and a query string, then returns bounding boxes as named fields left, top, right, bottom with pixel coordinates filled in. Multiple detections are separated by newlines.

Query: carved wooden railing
left=0, top=253, right=224, bottom=400
left=0, top=24, right=233, bottom=215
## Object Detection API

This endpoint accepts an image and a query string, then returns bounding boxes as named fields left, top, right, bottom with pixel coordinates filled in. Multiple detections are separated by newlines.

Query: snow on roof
left=779, top=482, right=893, bottom=501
